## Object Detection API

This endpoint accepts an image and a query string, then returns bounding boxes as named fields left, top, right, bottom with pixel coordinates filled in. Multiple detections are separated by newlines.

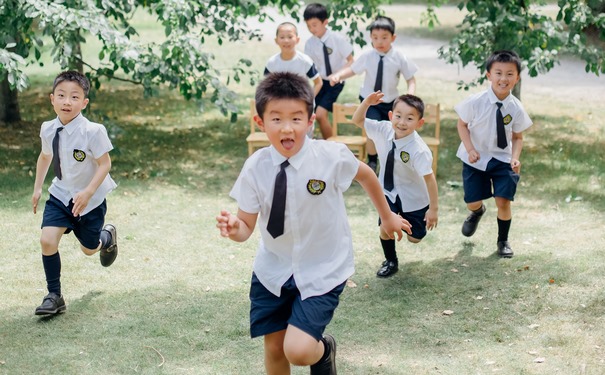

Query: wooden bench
left=246, top=100, right=270, bottom=156
left=327, top=103, right=367, bottom=161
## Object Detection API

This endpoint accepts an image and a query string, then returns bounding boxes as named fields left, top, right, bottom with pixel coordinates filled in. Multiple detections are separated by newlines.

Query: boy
left=330, top=16, right=418, bottom=172
left=265, top=22, right=323, bottom=99
left=353, top=91, right=438, bottom=277
left=216, top=72, right=410, bottom=375
left=303, top=3, right=354, bottom=139
left=32, top=70, right=118, bottom=316
left=454, top=50, right=532, bottom=258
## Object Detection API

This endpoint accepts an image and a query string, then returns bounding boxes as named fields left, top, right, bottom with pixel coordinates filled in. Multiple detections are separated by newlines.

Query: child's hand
left=216, top=210, right=240, bottom=238
left=328, top=74, right=340, bottom=86
left=32, top=190, right=42, bottom=214
left=365, top=91, right=385, bottom=106
left=468, top=149, right=480, bottom=163
left=72, top=189, right=93, bottom=217
left=511, top=159, right=521, bottom=174
left=424, top=207, right=438, bottom=230
left=380, top=212, right=412, bottom=241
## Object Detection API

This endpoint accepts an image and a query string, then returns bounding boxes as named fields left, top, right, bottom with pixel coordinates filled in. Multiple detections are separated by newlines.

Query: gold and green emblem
left=307, top=179, right=326, bottom=195
left=73, top=149, right=86, bottom=162
left=503, top=114, right=512, bottom=125
left=400, top=151, right=410, bottom=163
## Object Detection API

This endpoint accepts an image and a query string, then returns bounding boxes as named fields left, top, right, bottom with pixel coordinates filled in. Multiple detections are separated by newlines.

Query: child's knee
left=283, top=344, right=315, bottom=366
left=407, top=235, right=421, bottom=244
left=80, top=243, right=99, bottom=256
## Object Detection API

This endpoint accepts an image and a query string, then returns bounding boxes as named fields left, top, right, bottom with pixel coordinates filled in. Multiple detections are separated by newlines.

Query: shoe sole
left=35, top=305, right=66, bottom=316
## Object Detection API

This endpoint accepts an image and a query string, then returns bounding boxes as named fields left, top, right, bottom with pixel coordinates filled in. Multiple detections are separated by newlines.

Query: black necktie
left=267, top=160, right=289, bottom=238
left=52, top=127, right=64, bottom=180
left=496, top=102, right=507, bottom=149
left=374, top=55, right=384, bottom=92
left=322, top=42, right=332, bottom=76
left=383, top=142, right=395, bottom=191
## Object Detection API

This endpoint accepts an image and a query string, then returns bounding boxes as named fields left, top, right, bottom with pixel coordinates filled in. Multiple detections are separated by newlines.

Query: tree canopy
left=425, top=0, right=605, bottom=94
left=0, top=0, right=382, bottom=122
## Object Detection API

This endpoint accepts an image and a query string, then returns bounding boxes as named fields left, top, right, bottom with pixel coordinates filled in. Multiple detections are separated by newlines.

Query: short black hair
left=276, top=22, right=298, bottom=36
left=369, top=16, right=395, bottom=35
left=486, top=50, right=522, bottom=74
left=393, top=94, right=425, bottom=119
left=303, top=3, right=329, bottom=22
left=52, top=70, right=90, bottom=96
left=255, top=72, right=314, bottom=120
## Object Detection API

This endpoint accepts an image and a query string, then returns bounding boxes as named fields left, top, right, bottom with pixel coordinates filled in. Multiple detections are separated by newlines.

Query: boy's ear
left=308, top=113, right=316, bottom=127
left=416, top=118, right=425, bottom=128
left=391, top=34, right=397, bottom=43
left=388, top=110, right=393, bottom=121
left=83, top=98, right=89, bottom=110
left=253, top=114, right=265, bottom=131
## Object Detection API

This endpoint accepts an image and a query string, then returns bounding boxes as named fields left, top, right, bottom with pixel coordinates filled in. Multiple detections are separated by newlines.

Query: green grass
left=1, top=4, right=605, bottom=374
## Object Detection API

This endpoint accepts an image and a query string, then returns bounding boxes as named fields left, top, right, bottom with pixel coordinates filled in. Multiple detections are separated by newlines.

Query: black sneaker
left=310, top=334, right=337, bottom=375
left=100, top=224, right=118, bottom=267
left=497, top=240, right=514, bottom=258
left=35, top=292, right=66, bottom=316
left=376, top=260, right=398, bottom=278
left=461, top=204, right=486, bottom=237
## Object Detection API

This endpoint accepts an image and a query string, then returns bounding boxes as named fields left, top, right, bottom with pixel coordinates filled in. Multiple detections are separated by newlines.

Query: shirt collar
left=487, top=86, right=513, bottom=107
left=269, top=137, right=310, bottom=170
left=320, top=29, right=332, bottom=44
left=393, top=131, right=416, bottom=147
left=54, top=113, right=85, bottom=135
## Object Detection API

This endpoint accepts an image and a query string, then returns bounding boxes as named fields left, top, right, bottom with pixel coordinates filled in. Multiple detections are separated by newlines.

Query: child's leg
left=495, top=197, right=513, bottom=257
left=264, top=330, right=290, bottom=375
left=40, top=226, right=67, bottom=293
left=315, top=107, right=332, bottom=139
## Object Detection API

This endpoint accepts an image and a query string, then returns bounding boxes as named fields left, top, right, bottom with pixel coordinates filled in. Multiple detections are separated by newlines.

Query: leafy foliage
left=425, top=0, right=605, bottom=91
left=0, top=0, right=382, bottom=120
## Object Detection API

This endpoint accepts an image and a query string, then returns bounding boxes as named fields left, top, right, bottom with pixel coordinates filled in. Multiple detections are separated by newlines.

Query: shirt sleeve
left=413, top=148, right=433, bottom=176
left=512, top=105, right=533, bottom=133
left=89, top=125, right=114, bottom=159
left=307, top=63, right=319, bottom=80
left=397, top=51, right=418, bottom=81
left=350, top=51, right=368, bottom=75
left=230, top=160, right=261, bottom=215
left=454, top=96, right=475, bottom=124
left=335, top=143, right=360, bottom=192
left=40, top=123, right=52, bottom=155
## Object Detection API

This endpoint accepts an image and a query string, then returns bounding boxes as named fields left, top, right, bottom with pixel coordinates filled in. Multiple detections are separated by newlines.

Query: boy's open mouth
left=281, top=138, right=295, bottom=150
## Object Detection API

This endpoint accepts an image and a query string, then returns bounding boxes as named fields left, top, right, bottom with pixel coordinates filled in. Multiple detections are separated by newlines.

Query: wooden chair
left=419, top=103, right=441, bottom=176
left=246, top=100, right=270, bottom=156
left=327, top=103, right=367, bottom=161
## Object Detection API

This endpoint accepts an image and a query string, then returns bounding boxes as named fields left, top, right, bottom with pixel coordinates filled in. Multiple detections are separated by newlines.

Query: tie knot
left=496, top=102, right=503, bottom=109
left=280, top=160, right=290, bottom=170
left=56, top=127, right=64, bottom=134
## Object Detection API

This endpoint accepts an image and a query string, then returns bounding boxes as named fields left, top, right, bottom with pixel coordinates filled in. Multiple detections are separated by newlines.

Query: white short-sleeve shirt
left=454, top=87, right=533, bottom=171
left=304, top=29, right=353, bottom=79
left=365, top=119, right=432, bottom=212
left=264, top=51, right=320, bottom=81
left=230, top=138, right=359, bottom=300
left=351, top=48, right=418, bottom=103
left=40, top=114, right=117, bottom=215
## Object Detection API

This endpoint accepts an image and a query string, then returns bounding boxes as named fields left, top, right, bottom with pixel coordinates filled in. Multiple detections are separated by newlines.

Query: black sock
left=381, top=238, right=397, bottom=263
left=368, top=154, right=378, bottom=163
left=42, top=252, right=61, bottom=295
left=473, top=204, right=485, bottom=214
left=497, top=218, right=511, bottom=242
left=100, top=229, right=111, bottom=249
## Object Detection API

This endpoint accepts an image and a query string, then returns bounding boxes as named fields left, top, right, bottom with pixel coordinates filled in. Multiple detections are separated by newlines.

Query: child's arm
left=32, top=152, right=52, bottom=214
left=71, top=152, right=111, bottom=217
left=312, top=76, right=323, bottom=98
left=511, top=131, right=523, bottom=174
left=456, top=118, right=480, bottom=164
left=406, top=77, right=416, bottom=95
left=423, top=173, right=439, bottom=230
left=354, top=162, right=412, bottom=240
left=352, top=91, right=384, bottom=128
left=216, top=209, right=258, bottom=242
left=344, top=54, right=354, bottom=69
left=329, top=66, right=355, bottom=86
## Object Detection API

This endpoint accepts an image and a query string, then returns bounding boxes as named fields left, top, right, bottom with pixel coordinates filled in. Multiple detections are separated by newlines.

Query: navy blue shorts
left=42, top=194, right=107, bottom=249
left=378, top=195, right=428, bottom=240
left=360, top=96, right=393, bottom=121
left=462, top=158, right=520, bottom=203
left=315, top=80, right=344, bottom=112
left=249, top=273, right=346, bottom=341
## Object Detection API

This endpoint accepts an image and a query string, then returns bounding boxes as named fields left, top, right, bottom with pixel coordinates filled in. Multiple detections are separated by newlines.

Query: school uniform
left=351, top=48, right=418, bottom=120
left=264, top=50, right=320, bottom=81
left=455, top=86, right=532, bottom=202
left=365, top=119, right=432, bottom=239
left=305, top=30, right=353, bottom=112
left=40, top=114, right=117, bottom=246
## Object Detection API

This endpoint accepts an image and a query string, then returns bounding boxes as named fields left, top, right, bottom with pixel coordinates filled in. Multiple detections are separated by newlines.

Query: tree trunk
left=512, top=77, right=521, bottom=101
left=0, top=76, right=21, bottom=123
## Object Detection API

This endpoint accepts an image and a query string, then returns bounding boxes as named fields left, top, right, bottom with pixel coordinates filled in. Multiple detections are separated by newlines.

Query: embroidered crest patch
left=307, top=179, right=326, bottom=195
left=400, top=151, right=410, bottom=163
left=73, top=149, right=86, bottom=162
left=503, top=114, right=512, bottom=125
left=326, top=47, right=333, bottom=55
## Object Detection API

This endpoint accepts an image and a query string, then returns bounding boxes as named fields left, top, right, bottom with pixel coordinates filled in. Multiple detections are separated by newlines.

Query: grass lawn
left=1, top=4, right=605, bottom=374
